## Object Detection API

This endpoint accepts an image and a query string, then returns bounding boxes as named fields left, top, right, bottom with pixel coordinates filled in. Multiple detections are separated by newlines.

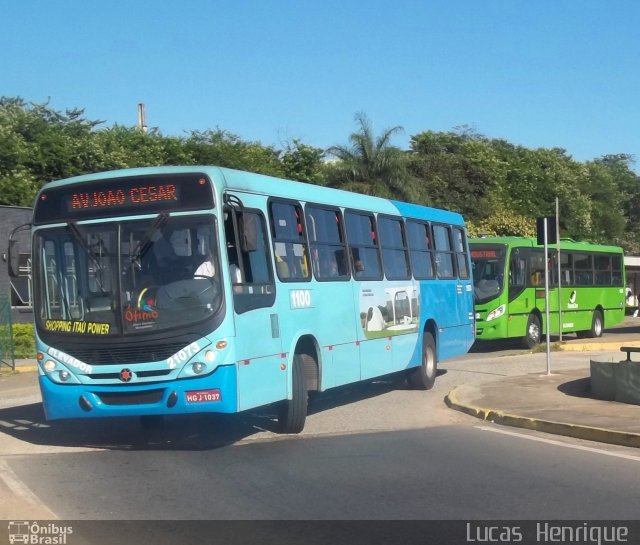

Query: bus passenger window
left=433, top=224, right=455, bottom=279
left=345, top=211, right=382, bottom=280
left=378, top=216, right=410, bottom=280
left=269, top=201, right=310, bottom=282
left=306, top=206, right=350, bottom=281
left=406, top=221, right=434, bottom=279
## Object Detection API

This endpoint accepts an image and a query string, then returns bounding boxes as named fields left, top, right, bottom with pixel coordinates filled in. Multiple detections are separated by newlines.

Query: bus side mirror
left=7, top=239, right=20, bottom=278
left=239, top=214, right=258, bottom=252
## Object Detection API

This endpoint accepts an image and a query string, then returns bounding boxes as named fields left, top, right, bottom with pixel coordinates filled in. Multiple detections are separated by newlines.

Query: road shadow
left=0, top=369, right=444, bottom=452
left=556, top=376, right=592, bottom=399
left=602, top=322, right=640, bottom=336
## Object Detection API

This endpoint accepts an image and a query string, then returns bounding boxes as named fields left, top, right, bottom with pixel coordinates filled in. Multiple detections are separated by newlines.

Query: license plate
left=185, top=389, right=221, bottom=403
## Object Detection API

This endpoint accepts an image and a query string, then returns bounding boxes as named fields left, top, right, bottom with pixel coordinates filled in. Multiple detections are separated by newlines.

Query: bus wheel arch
left=408, top=321, right=438, bottom=390
left=523, top=311, right=542, bottom=349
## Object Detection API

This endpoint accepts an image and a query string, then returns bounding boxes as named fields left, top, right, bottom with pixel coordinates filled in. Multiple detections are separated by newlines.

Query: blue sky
left=4, top=1, right=639, bottom=165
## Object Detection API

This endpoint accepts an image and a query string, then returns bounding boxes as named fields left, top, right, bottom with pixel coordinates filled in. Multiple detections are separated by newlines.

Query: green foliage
left=326, top=112, right=413, bottom=200
left=0, top=323, right=36, bottom=358
left=408, top=129, right=504, bottom=218
left=1, top=96, right=639, bottom=254
left=185, top=129, right=284, bottom=177
left=280, top=139, right=327, bottom=185
left=467, top=212, right=536, bottom=238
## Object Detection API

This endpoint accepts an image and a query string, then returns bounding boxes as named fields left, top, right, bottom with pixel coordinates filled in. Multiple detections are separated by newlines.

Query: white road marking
left=0, top=458, right=52, bottom=508
left=476, top=425, right=640, bottom=462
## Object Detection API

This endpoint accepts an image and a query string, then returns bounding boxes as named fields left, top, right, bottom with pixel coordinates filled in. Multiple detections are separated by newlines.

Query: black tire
left=277, top=354, right=308, bottom=433
left=523, top=313, right=541, bottom=349
left=408, top=332, right=437, bottom=390
left=586, top=310, right=604, bottom=338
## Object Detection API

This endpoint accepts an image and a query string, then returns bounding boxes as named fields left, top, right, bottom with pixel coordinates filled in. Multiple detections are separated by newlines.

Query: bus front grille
left=96, top=389, right=165, bottom=406
left=55, top=343, right=189, bottom=365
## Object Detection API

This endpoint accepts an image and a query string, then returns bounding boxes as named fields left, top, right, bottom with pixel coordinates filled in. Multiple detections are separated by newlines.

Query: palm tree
left=327, top=112, right=412, bottom=200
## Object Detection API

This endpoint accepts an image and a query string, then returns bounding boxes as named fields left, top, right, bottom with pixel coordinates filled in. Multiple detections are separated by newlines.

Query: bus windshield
left=34, top=215, right=223, bottom=336
left=470, top=244, right=506, bottom=304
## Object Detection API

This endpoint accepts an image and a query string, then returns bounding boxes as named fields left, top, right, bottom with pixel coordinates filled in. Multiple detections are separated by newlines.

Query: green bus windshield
left=470, top=245, right=506, bottom=304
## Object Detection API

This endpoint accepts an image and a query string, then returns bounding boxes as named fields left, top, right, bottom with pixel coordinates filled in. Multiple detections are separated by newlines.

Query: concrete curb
left=558, top=340, right=640, bottom=352
left=445, top=385, right=640, bottom=449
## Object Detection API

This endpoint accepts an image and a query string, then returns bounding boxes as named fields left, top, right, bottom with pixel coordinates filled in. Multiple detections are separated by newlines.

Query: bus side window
left=433, top=224, right=455, bottom=279
left=528, top=250, right=545, bottom=287
left=345, top=211, right=382, bottom=280
left=269, top=200, right=310, bottom=282
left=452, top=227, right=470, bottom=280
left=225, top=207, right=275, bottom=314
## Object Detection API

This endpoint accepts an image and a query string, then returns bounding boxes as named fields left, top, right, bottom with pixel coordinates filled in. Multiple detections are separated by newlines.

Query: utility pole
left=543, top=218, right=552, bottom=375
left=137, top=103, right=147, bottom=133
left=556, top=197, right=562, bottom=342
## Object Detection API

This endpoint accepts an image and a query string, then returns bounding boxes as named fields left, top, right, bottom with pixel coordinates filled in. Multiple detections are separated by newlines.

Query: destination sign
left=34, top=172, right=215, bottom=224
left=70, top=183, right=177, bottom=210
left=471, top=249, right=498, bottom=258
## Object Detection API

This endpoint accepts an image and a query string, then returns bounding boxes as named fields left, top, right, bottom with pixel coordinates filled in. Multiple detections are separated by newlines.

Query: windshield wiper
left=67, top=221, right=108, bottom=295
left=129, top=212, right=169, bottom=265
left=68, top=221, right=102, bottom=271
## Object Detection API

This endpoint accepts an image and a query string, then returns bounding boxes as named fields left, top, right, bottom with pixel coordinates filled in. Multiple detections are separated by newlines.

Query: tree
left=0, top=97, right=103, bottom=205
left=326, top=112, right=412, bottom=200
left=408, top=130, right=505, bottom=218
left=184, top=129, right=284, bottom=177
left=280, top=139, right=327, bottom=185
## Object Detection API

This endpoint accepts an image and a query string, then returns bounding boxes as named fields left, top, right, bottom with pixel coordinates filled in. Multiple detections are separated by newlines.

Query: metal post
left=137, top=103, right=147, bottom=133
left=556, top=198, right=562, bottom=341
left=544, top=219, right=552, bottom=375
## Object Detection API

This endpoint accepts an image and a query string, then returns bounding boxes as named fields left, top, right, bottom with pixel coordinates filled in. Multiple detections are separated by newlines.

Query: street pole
left=544, top=218, right=552, bottom=375
left=556, top=198, right=562, bottom=342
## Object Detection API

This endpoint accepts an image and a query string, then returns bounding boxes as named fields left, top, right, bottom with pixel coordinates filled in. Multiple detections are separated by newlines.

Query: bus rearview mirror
left=240, top=214, right=258, bottom=252
left=7, top=239, right=20, bottom=278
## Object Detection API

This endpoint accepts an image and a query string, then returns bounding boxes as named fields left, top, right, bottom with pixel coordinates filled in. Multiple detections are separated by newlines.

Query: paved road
left=6, top=424, right=640, bottom=520
left=1, top=334, right=638, bottom=523
left=2, top=316, right=639, bottom=523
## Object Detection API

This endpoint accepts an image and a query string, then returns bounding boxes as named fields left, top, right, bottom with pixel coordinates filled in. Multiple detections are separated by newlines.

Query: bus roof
left=469, top=236, right=624, bottom=254
left=37, top=165, right=465, bottom=226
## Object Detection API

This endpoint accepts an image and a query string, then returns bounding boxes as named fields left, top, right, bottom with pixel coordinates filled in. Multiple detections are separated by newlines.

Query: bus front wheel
left=586, top=310, right=604, bottom=338
left=408, top=332, right=437, bottom=390
left=277, top=354, right=308, bottom=434
left=523, top=314, right=541, bottom=349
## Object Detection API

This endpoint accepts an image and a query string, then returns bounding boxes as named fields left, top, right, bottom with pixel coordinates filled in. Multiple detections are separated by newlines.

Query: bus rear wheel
left=586, top=310, right=604, bottom=338
left=408, top=332, right=437, bottom=390
left=523, top=314, right=541, bottom=349
left=277, top=354, right=308, bottom=434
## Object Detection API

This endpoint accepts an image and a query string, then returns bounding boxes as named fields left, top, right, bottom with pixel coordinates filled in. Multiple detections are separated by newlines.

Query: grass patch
left=0, top=323, right=36, bottom=358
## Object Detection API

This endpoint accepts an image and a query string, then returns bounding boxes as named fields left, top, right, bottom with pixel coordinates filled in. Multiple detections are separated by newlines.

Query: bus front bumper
left=38, top=364, right=238, bottom=420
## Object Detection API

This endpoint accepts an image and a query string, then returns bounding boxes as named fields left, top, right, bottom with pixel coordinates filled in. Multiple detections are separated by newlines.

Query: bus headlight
left=486, top=304, right=506, bottom=322
left=192, top=362, right=206, bottom=375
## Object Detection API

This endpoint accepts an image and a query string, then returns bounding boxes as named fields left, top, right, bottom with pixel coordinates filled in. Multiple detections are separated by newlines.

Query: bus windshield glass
left=34, top=215, right=222, bottom=336
left=470, top=244, right=506, bottom=304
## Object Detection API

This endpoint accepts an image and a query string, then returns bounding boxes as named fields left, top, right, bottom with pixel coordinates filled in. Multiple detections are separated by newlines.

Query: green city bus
left=469, top=237, right=626, bottom=347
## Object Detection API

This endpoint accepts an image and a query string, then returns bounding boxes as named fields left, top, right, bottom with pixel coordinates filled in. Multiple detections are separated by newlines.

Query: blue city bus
left=10, top=166, right=475, bottom=432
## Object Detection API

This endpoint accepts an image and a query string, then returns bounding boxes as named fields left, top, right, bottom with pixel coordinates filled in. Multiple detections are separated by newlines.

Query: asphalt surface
left=1, top=318, right=640, bottom=519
